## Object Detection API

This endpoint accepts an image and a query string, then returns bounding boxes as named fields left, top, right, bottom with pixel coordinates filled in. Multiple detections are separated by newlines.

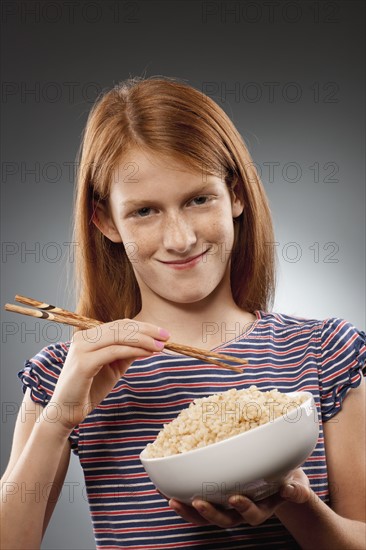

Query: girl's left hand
left=169, top=468, right=312, bottom=528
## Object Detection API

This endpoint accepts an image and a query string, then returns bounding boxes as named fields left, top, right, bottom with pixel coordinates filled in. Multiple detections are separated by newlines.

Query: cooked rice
left=145, top=386, right=308, bottom=458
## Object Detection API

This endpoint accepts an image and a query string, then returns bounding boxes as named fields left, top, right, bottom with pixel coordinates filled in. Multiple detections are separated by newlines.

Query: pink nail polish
left=159, top=328, right=170, bottom=339
left=154, top=339, right=165, bottom=349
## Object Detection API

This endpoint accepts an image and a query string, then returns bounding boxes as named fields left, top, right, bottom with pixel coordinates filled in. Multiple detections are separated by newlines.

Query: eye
left=190, top=195, right=211, bottom=206
left=133, top=207, right=153, bottom=218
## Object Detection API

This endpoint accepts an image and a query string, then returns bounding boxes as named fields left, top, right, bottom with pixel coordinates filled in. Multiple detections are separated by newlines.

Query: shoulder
left=311, top=316, right=366, bottom=377
left=256, top=311, right=366, bottom=368
left=18, top=341, right=71, bottom=405
left=23, top=341, right=71, bottom=372
left=319, top=316, right=365, bottom=351
left=258, top=310, right=365, bottom=338
left=257, top=312, right=366, bottom=418
left=255, top=310, right=323, bottom=337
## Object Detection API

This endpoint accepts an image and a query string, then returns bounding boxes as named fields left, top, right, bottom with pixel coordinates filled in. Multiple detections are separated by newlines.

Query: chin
left=175, top=296, right=209, bottom=305
left=163, top=286, right=218, bottom=305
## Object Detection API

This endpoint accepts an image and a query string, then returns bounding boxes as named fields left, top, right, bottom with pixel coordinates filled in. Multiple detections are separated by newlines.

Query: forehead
left=112, top=148, right=206, bottom=187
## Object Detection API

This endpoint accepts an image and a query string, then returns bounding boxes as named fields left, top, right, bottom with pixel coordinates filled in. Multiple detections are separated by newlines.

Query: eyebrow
left=120, top=183, right=219, bottom=211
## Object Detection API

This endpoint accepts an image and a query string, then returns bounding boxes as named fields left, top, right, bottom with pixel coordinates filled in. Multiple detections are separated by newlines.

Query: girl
left=1, top=76, right=365, bottom=549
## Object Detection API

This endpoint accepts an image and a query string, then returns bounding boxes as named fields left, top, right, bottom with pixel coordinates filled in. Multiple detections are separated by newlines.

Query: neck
left=134, top=279, right=256, bottom=349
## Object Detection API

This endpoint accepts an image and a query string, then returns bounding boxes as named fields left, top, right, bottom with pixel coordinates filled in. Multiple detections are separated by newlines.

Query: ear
left=92, top=201, right=123, bottom=243
left=230, top=189, right=244, bottom=219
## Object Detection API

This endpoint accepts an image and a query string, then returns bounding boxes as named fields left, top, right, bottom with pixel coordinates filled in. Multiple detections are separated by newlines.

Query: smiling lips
left=160, top=250, right=208, bottom=269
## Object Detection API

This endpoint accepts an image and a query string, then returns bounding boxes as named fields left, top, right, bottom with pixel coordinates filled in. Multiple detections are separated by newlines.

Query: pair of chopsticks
left=4, top=295, right=247, bottom=373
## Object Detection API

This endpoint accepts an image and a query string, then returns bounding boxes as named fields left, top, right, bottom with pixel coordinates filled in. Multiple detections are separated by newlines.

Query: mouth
left=159, top=250, right=209, bottom=269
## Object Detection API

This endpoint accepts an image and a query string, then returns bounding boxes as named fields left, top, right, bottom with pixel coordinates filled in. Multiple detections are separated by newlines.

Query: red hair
left=73, top=76, right=276, bottom=321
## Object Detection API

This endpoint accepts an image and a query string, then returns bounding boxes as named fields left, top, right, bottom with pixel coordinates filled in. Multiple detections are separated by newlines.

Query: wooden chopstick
left=14, top=295, right=247, bottom=366
left=14, top=294, right=94, bottom=325
left=5, top=303, right=96, bottom=330
left=5, top=296, right=247, bottom=373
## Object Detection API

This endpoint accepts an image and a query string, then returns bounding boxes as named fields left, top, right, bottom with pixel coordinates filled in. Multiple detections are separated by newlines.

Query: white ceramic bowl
left=140, top=391, right=319, bottom=506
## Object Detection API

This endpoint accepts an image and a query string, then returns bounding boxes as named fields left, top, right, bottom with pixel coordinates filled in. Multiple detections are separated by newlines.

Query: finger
left=190, top=499, right=243, bottom=528
left=75, top=319, right=170, bottom=351
left=80, top=343, right=164, bottom=378
left=292, top=468, right=311, bottom=487
left=257, top=492, right=284, bottom=512
left=168, top=499, right=210, bottom=525
left=227, top=495, right=264, bottom=526
left=75, top=329, right=168, bottom=358
left=279, top=481, right=311, bottom=504
left=228, top=493, right=284, bottom=526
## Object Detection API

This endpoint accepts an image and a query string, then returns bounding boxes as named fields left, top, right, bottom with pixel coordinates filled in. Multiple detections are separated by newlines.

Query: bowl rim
left=140, top=390, right=316, bottom=462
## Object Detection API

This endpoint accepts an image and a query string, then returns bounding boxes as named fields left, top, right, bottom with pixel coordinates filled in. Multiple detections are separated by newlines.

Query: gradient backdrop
left=1, top=1, right=365, bottom=548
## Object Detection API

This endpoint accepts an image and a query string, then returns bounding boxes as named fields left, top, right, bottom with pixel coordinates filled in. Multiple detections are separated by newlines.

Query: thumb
left=279, top=482, right=311, bottom=504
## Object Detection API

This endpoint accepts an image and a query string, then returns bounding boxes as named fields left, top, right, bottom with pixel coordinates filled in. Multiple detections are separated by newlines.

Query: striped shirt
left=18, top=311, right=366, bottom=549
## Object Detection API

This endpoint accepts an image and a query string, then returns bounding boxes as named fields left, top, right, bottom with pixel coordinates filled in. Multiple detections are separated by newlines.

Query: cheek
left=116, top=222, right=148, bottom=260
left=206, top=218, right=235, bottom=245
left=124, top=241, right=142, bottom=265
left=123, top=232, right=156, bottom=265
left=207, top=220, right=235, bottom=264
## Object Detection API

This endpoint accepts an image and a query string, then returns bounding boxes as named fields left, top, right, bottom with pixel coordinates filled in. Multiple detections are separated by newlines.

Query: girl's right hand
left=47, top=319, right=170, bottom=433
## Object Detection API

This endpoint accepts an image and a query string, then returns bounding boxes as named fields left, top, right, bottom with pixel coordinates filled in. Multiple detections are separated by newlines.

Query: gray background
left=1, top=1, right=365, bottom=548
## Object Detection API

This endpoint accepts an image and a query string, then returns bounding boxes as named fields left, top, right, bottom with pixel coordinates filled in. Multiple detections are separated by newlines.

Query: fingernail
left=159, top=328, right=171, bottom=339
left=154, top=339, right=165, bottom=349
left=192, top=501, right=207, bottom=513
left=229, top=495, right=243, bottom=505
left=229, top=495, right=249, bottom=510
left=282, top=484, right=295, bottom=498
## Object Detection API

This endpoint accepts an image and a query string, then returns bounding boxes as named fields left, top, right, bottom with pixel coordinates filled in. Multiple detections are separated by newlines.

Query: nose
left=162, top=212, right=197, bottom=254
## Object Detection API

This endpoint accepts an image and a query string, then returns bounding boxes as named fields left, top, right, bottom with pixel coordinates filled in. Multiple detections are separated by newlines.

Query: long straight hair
left=73, top=76, right=276, bottom=321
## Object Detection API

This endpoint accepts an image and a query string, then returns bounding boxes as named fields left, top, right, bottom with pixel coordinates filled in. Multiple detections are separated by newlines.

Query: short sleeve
left=18, top=341, right=80, bottom=455
left=319, top=318, right=366, bottom=422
